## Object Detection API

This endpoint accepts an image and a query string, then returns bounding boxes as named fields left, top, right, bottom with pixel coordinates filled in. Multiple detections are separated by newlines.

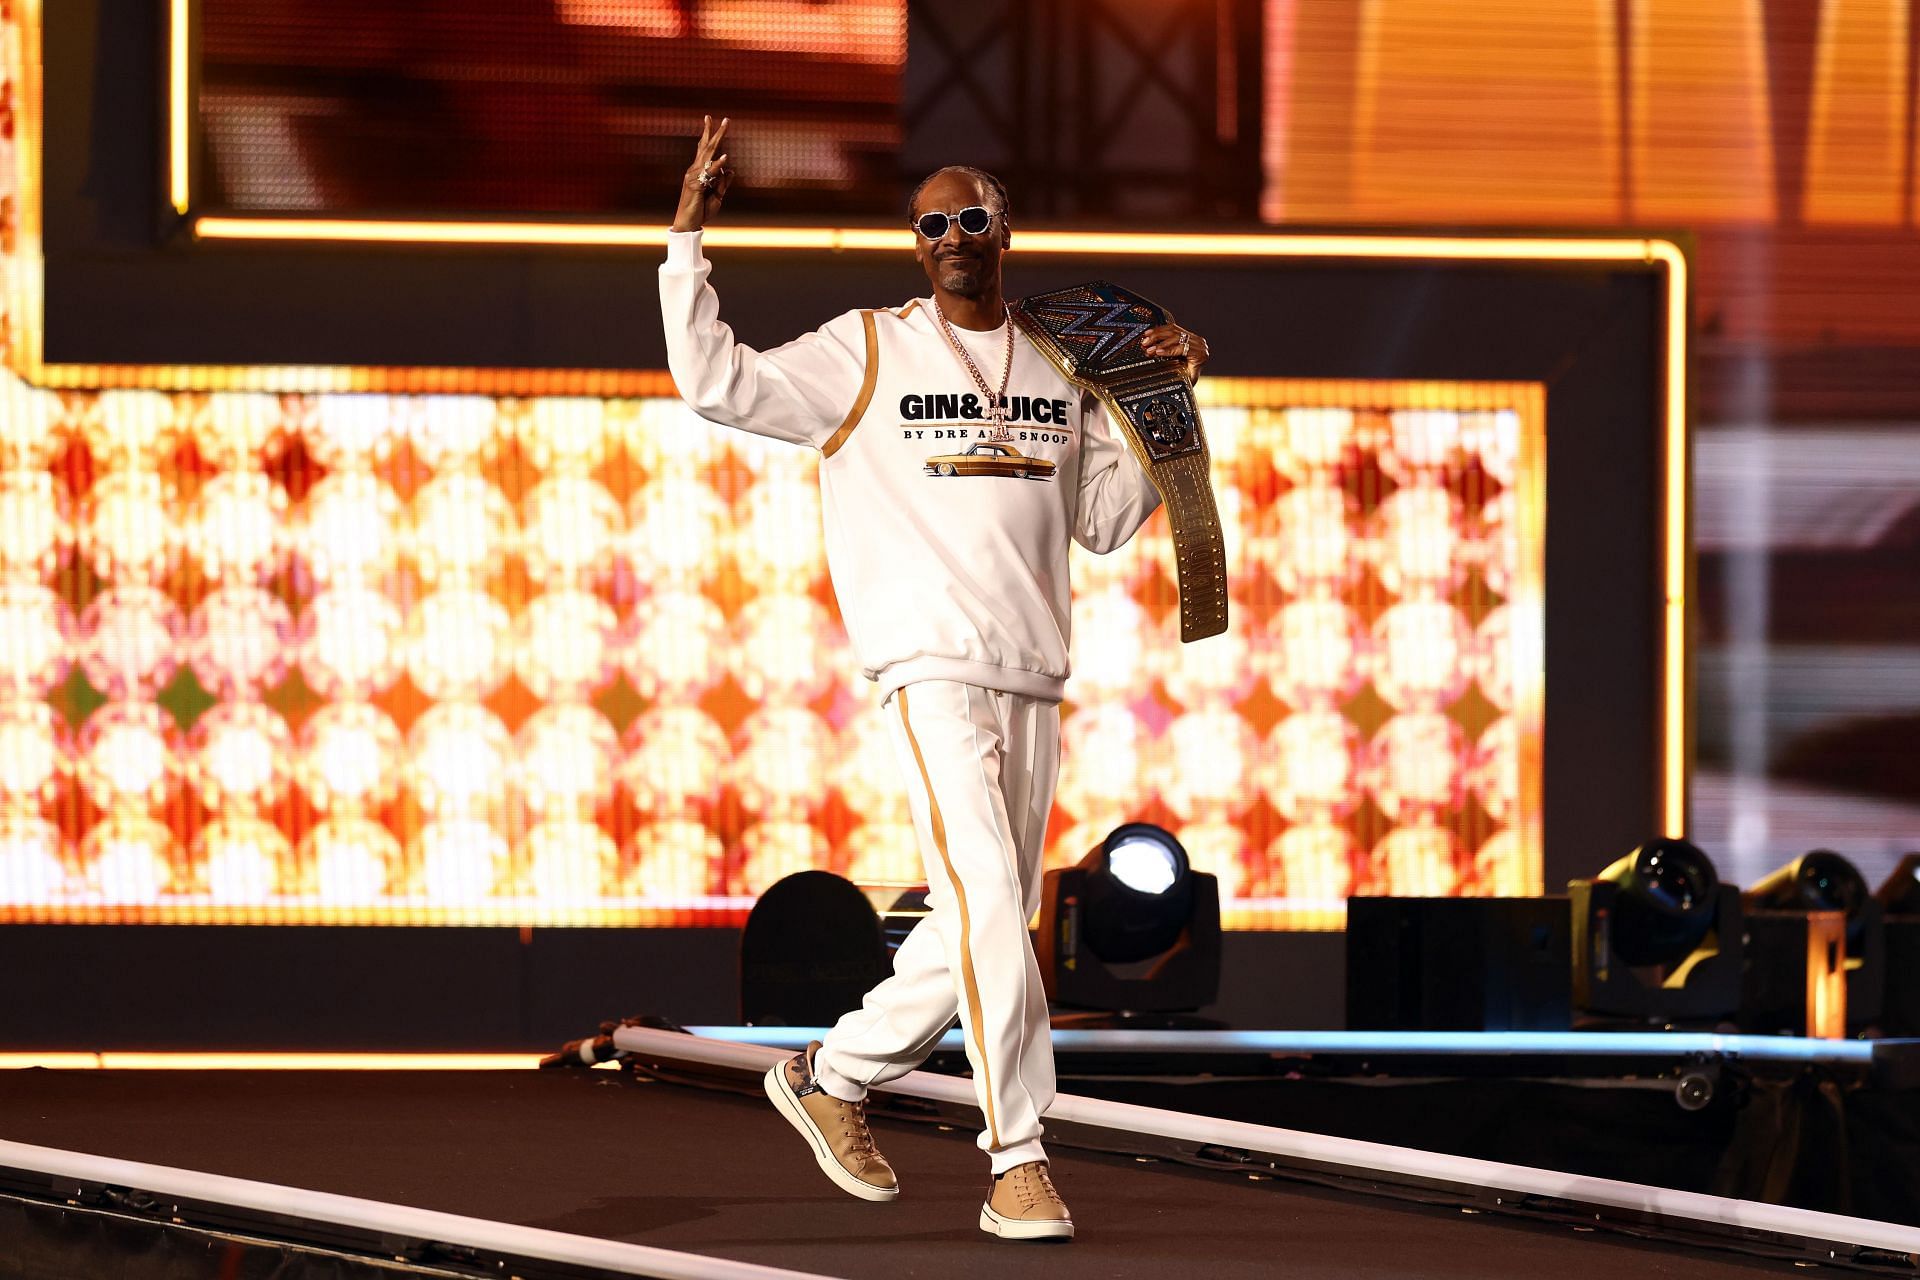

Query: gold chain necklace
left=931, top=298, right=1015, bottom=442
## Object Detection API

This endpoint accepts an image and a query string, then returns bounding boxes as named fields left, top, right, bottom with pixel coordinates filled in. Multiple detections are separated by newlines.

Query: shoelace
left=1006, top=1165, right=1060, bottom=1212
left=795, top=1053, right=880, bottom=1165
left=837, top=1098, right=878, bottom=1159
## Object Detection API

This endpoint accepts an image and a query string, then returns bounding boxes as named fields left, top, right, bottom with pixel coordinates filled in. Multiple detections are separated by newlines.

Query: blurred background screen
left=28, top=0, right=1920, bottom=925
left=195, top=0, right=906, bottom=216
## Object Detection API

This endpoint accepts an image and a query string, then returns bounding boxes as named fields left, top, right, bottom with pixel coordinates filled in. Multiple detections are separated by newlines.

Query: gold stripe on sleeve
left=820, top=310, right=879, bottom=459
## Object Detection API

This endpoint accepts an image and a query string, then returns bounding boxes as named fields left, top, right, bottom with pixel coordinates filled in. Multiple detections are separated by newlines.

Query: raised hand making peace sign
left=672, top=115, right=734, bottom=233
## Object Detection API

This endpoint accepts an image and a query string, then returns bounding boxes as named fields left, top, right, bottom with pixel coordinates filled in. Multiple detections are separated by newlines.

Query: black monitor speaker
left=1346, top=896, right=1572, bottom=1032
left=740, top=871, right=889, bottom=1026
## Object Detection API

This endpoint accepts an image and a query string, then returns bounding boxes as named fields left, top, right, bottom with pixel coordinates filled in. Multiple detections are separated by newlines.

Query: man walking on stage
left=659, top=116, right=1210, bottom=1242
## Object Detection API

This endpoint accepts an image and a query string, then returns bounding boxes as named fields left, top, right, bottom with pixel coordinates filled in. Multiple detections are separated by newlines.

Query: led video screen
left=193, top=0, right=905, bottom=216
left=0, top=371, right=1541, bottom=929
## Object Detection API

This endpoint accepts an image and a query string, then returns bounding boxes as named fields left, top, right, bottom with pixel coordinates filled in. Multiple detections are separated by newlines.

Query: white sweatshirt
left=659, top=230, right=1162, bottom=702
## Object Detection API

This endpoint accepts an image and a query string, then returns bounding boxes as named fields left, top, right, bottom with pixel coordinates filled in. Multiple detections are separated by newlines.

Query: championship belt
left=1010, top=281, right=1228, bottom=641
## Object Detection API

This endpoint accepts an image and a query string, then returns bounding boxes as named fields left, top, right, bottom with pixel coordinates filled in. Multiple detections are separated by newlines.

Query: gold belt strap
left=1010, top=281, right=1229, bottom=641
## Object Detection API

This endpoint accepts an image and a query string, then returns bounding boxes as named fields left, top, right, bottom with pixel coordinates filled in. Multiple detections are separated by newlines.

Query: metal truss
left=902, top=0, right=1265, bottom=222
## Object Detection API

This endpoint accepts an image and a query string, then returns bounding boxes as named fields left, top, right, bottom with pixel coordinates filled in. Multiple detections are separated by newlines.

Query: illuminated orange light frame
left=8, top=0, right=1690, bottom=863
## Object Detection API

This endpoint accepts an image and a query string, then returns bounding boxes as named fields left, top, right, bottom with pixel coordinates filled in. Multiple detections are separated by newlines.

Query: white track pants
left=813, top=680, right=1061, bottom=1174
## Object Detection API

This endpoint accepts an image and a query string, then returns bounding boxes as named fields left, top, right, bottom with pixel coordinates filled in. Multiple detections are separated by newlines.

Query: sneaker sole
left=979, top=1202, right=1075, bottom=1241
left=762, top=1061, right=900, bottom=1203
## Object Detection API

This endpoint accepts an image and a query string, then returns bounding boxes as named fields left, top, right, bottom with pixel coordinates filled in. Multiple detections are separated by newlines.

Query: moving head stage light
left=1744, top=849, right=1884, bottom=1035
left=1876, top=854, right=1920, bottom=1035
left=881, top=886, right=931, bottom=958
left=1037, top=823, right=1222, bottom=1028
left=1569, top=838, right=1744, bottom=1026
left=1749, top=849, right=1875, bottom=948
left=1875, top=853, right=1920, bottom=916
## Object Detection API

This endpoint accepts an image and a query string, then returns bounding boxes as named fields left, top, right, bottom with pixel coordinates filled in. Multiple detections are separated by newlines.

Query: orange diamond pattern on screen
left=0, top=376, right=1541, bottom=928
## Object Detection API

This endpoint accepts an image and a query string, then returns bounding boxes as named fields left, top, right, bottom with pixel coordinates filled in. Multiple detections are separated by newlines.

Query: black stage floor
left=0, top=1067, right=1820, bottom=1278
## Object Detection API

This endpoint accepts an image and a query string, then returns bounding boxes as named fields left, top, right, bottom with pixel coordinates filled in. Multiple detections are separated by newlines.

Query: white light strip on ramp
left=0, top=1139, right=825, bottom=1280
left=618, top=1026, right=1920, bottom=1258
left=0, top=1053, right=548, bottom=1070
left=685, top=1026, right=1886, bottom=1064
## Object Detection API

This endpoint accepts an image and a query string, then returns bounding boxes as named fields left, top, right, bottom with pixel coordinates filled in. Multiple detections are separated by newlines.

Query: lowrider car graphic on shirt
left=922, top=441, right=1057, bottom=480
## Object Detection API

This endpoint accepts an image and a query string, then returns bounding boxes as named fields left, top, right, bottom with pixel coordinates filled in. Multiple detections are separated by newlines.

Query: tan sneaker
left=980, top=1160, right=1074, bottom=1241
left=763, top=1041, right=899, bottom=1202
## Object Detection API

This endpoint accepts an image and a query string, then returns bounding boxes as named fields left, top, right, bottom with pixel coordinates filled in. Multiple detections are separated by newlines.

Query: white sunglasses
left=912, top=206, right=1001, bottom=240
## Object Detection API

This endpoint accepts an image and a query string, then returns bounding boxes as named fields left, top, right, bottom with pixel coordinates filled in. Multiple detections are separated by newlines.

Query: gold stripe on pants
left=894, top=686, right=1000, bottom=1148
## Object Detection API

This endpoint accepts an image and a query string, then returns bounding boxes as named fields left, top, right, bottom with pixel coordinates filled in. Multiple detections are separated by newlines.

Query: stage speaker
left=1346, top=897, right=1572, bottom=1032
left=739, top=871, right=888, bottom=1026
left=1738, top=910, right=1849, bottom=1039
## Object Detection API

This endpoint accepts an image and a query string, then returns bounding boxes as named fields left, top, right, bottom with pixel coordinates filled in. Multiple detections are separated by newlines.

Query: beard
left=937, top=257, right=988, bottom=298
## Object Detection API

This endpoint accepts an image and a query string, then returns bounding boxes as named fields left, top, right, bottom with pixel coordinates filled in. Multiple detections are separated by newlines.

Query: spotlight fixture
left=1875, top=853, right=1920, bottom=917
left=1569, top=838, right=1744, bottom=1026
left=1036, top=823, right=1221, bottom=1028
left=1748, top=850, right=1872, bottom=947
left=1744, top=850, right=1882, bottom=1036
